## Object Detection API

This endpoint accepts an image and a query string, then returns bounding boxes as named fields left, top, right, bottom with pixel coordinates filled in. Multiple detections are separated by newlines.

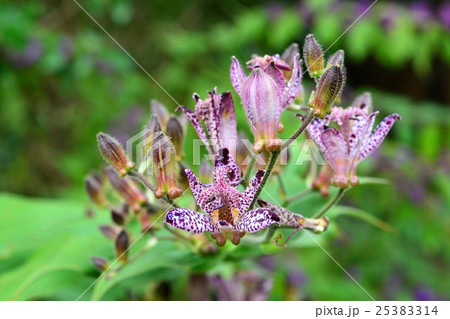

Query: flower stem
left=277, top=174, right=287, bottom=199
left=129, top=170, right=179, bottom=208
left=242, top=153, right=256, bottom=188
left=312, top=188, right=345, bottom=219
left=281, top=111, right=315, bottom=150
left=247, top=150, right=280, bottom=211
left=283, top=189, right=312, bottom=206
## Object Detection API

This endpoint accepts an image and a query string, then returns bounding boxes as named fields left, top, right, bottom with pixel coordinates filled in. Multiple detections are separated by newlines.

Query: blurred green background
left=1, top=0, right=449, bottom=300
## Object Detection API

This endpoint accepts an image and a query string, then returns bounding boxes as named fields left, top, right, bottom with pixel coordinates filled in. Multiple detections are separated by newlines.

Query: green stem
left=129, top=170, right=179, bottom=208
left=247, top=150, right=280, bottom=211
left=281, top=111, right=315, bottom=150
left=277, top=174, right=287, bottom=199
left=283, top=189, right=312, bottom=206
left=312, top=188, right=345, bottom=219
left=242, top=154, right=256, bottom=188
left=262, top=224, right=278, bottom=244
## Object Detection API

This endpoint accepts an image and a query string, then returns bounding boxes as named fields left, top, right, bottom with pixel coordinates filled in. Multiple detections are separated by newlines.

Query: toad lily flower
left=177, top=88, right=238, bottom=159
left=230, top=51, right=302, bottom=153
left=164, top=148, right=280, bottom=246
left=307, top=96, right=401, bottom=188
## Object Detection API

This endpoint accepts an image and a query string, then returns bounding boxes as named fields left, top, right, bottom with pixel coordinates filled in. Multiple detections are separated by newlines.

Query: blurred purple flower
left=287, top=269, right=307, bottom=287
left=265, top=2, right=284, bottom=22
left=108, top=106, right=145, bottom=145
left=210, top=272, right=272, bottom=301
left=415, top=286, right=437, bottom=301
left=7, top=38, right=43, bottom=68
left=59, top=36, right=74, bottom=61
left=379, top=5, right=399, bottom=31
left=439, top=2, right=450, bottom=29
left=411, top=2, right=433, bottom=25
left=355, top=0, right=372, bottom=16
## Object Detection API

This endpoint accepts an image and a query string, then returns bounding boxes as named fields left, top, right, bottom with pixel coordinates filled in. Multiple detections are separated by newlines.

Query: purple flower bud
left=91, top=257, right=109, bottom=272
left=115, top=230, right=129, bottom=263
left=97, top=132, right=134, bottom=176
left=150, top=133, right=182, bottom=199
left=165, top=116, right=184, bottom=160
left=85, top=175, right=107, bottom=207
left=111, top=206, right=126, bottom=225
left=303, top=34, right=324, bottom=78
left=309, top=65, right=345, bottom=118
left=151, top=99, right=170, bottom=129
left=326, top=50, right=345, bottom=69
left=99, top=225, right=121, bottom=240
left=107, top=168, right=147, bottom=211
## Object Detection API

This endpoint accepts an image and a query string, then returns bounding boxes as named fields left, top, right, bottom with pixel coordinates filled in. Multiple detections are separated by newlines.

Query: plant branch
left=242, top=153, right=256, bottom=188
left=281, top=111, right=315, bottom=150
left=247, top=150, right=280, bottom=211
left=283, top=189, right=312, bottom=206
left=312, top=188, right=345, bottom=219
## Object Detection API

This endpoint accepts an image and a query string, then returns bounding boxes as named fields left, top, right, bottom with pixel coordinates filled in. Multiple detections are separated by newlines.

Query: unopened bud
left=326, top=50, right=345, bottom=68
left=151, top=99, right=169, bottom=129
left=85, top=175, right=107, bottom=207
left=151, top=133, right=182, bottom=199
left=351, top=92, right=373, bottom=113
left=99, top=224, right=121, bottom=240
left=115, top=230, right=129, bottom=263
left=107, top=168, right=147, bottom=212
left=281, top=43, right=300, bottom=79
left=97, top=133, right=134, bottom=176
left=165, top=116, right=184, bottom=160
left=91, top=257, right=109, bottom=272
left=299, top=217, right=329, bottom=234
left=111, top=206, right=127, bottom=225
left=309, top=65, right=345, bottom=118
left=303, top=34, right=324, bottom=78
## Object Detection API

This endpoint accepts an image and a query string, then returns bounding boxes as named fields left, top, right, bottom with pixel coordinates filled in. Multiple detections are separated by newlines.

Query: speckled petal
left=320, top=128, right=349, bottom=178
left=257, top=199, right=301, bottom=227
left=236, top=208, right=280, bottom=233
left=230, top=56, right=247, bottom=95
left=306, top=117, right=327, bottom=151
left=177, top=105, right=212, bottom=156
left=241, top=170, right=265, bottom=211
left=283, top=53, right=302, bottom=108
left=218, top=93, right=238, bottom=156
left=185, top=169, right=206, bottom=204
left=164, top=208, right=218, bottom=233
left=214, top=148, right=242, bottom=187
left=348, top=111, right=378, bottom=159
left=359, top=113, right=401, bottom=161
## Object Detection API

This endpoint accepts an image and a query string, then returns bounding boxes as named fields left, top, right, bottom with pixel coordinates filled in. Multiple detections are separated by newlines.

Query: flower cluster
left=90, top=34, right=401, bottom=257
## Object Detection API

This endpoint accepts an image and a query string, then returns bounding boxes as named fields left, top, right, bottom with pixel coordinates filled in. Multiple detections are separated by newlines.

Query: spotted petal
left=359, top=113, right=401, bottom=161
left=241, top=170, right=265, bottom=211
left=164, top=208, right=218, bottom=234
left=257, top=199, right=300, bottom=227
left=218, top=92, right=238, bottom=156
left=214, top=148, right=242, bottom=187
left=348, top=111, right=378, bottom=160
left=236, top=208, right=280, bottom=233
left=230, top=56, right=247, bottom=95
left=177, top=105, right=213, bottom=156
left=185, top=169, right=206, bottom=204
left=283, top=53, right=302, bottom=108
left=306, top=117, right=326, bottom=150
left=320, top=128, right=349, bottom=178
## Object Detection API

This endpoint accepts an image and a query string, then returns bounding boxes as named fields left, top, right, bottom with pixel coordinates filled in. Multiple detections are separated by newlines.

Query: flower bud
left=309, top=65, right=345, bottom=118
left=91, top=257, right=109, bottom=272
left=99, top=224, right=121, bottom=240
left=165, top=116, right=184, bottom=160
left=115, top=230, right=129, bottom=263
left=85, top=175, right=107, bottom=207
left=312, top=164, right=333, bottom=197
left=107, top=167, right=147, bottom=212
left=299, top=216, right=329, bottom=234
left=303, top=34, right=324, bottom=78
left=97, top=132, right=134, bottom=176
left=351, top=92, right=373, bottom=113
left=111, top=206, right=127, bottom=225
left=150, top=133, right=183, bottom=199
left=151, top=99, right=169, bottom=129
left=326, top=50, right=345, bottom=68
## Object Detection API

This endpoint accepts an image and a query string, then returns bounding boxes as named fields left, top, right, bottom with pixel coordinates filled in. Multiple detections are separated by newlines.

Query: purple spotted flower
left=307, top=93, right=401, bottom=189
left=230, top=50, right=302, bottom=153
left=177, top=88, right=238, bottom=159
left=164, top=148, right=280, bottom=246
